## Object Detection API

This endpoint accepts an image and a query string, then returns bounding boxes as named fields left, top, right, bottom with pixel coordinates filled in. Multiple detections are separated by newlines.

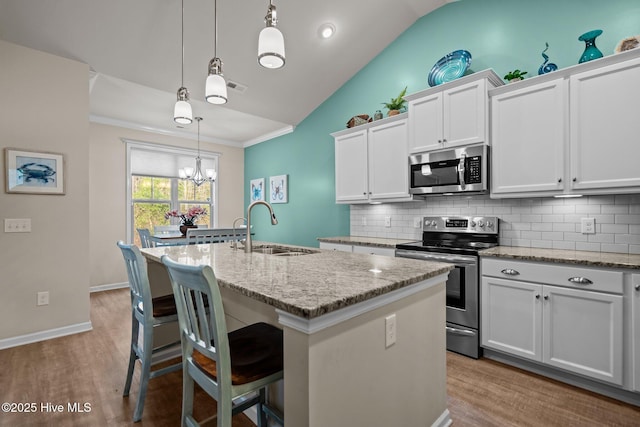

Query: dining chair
left=186, top=227, right=224, bottom=244
left=117, top=241, right=182, bottom=422
left=137, top=228, right=154, bottom=248
left=161, top=255, right=284, bottom=427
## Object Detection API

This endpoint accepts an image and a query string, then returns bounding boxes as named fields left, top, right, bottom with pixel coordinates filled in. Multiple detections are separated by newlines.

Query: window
left=125, top=140, right=219, bottom=246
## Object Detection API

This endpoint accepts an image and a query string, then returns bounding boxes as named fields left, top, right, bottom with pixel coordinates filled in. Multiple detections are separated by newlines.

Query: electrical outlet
left=581, top=218, right=595, bottom=234
left=413, top=217, right=422, bottom=228
left=361, top=217, right=367, bottom=226
left=384, top=216, right=391, bottom=227
left=4, top=218, right=31, bottom=233
left=385, top=314, right=396, bottom=348
left=37, top=291, right=49, bottom=306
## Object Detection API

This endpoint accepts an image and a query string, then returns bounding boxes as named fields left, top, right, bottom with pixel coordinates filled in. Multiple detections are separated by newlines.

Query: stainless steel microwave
left=409, top=144, right=488, bottom=196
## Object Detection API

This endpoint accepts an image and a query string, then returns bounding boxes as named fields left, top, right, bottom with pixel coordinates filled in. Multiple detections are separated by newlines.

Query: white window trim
left=124, top=138, right=220, bottom=242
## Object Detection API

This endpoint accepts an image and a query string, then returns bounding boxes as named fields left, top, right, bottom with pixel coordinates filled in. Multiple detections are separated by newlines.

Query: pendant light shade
left=205, top=57, right=228, bottom=104
left=206, top=0, right=228, bottom=105
left=174, top=0, right=192, bottom=124
left=258, top=0, right=285, bottom=69
left=174, top=87, right=193, bottom=125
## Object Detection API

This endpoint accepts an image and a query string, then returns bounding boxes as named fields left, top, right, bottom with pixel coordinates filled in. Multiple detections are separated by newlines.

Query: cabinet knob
left=635, top=284, right=640, bottom=291
left=363, top=192, right=367, bottom=195
left=443, top=138, right=447, bottom=143
left=543, top=295, right=549, bottom=300
left=437, top=139, right=442, bottom=143
left=558, top=178, right=562, bottom=183
left=573, top=177, right=577, bottom=182
left=535, top=294, right=540, bottom=299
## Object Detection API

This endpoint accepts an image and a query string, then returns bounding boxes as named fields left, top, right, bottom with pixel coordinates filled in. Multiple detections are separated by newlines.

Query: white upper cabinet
left=569, top=55, right=640, bottom=191
left=489, top=49, right=640, bottom=198
left=491, top=78, right=567, bottom=195
left=334, top=128, right=368, bottom=203
left=333, top=114, right=411, bottom=204
left=406, top=70, right=502, bottom=153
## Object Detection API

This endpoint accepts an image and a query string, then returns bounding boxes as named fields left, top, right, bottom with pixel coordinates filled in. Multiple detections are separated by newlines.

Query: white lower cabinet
left=319, top=241, right=395, bottom=257
left=633, top=274, right=640, bottom=392
left=318, top=242, right=353, bottom=252
left=481, top=258, right=624, bottom=386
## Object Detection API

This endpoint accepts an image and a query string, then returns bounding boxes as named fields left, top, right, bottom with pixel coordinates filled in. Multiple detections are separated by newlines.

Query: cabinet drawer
left=352, top=245, right=396, bottom=257
left=481, top=258, right=623, bottom=294
left=319, top=242, right=353, bottom=252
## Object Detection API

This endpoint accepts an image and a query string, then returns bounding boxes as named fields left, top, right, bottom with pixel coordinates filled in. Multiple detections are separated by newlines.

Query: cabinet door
left=570, top=56, right=640, bottom=191
left=542, top=286, right=623, bottom=385
left=632, top=274, right=640, bottom=392
left=407, top=93, right=443, bottom=153
left=491, top=79, right=566, bottom=196
left=481, top=277, right=542, bottom=361
left=368, top=119, right=409, bottom=200
left=334, top=130, right=368, bottom=202
left=443, top=79, right=487, bottom=148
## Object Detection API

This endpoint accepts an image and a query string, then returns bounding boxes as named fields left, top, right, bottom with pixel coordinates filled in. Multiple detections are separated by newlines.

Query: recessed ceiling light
left=318, top=23, right=336, bottom=39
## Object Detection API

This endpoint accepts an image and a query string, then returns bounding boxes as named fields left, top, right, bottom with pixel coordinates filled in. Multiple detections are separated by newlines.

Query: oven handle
left=395, top=249, right=477, bottom=265
left=446, top=326, right=476, bottom=337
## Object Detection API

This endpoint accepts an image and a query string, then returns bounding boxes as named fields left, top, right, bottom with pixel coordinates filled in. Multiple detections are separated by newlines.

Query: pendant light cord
left=181, top=0, right=185, bottom=87
left=214, top=0, right=218, bottom=58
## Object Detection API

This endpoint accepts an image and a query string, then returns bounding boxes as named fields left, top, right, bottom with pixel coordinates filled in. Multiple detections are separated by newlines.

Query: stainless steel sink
left=252, top=245, right=319, bottom=256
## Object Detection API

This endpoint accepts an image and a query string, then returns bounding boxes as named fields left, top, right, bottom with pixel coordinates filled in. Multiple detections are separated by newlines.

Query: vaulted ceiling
left=0, top=0, right=449, bottom=146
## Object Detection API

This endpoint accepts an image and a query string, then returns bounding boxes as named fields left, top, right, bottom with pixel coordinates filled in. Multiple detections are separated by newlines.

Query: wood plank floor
left=0, top=288, right=638, bottom=426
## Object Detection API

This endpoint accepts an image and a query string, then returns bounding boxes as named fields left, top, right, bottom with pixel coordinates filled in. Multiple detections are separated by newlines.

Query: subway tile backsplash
left=350, top=194, right=640, bottom=254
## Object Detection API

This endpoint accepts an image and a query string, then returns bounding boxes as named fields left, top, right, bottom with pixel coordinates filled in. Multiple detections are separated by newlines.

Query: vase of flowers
left=165, top=206, right=208, bottom=235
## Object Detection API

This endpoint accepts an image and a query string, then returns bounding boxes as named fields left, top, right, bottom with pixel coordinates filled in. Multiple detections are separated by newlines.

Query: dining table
left=149, top=227, right=248, bottom=246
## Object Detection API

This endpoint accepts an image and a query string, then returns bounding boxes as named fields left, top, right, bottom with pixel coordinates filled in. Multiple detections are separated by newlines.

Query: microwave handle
left=458, top=154, right=466, bottom=189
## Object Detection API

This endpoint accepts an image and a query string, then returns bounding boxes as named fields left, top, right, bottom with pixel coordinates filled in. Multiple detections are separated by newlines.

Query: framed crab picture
left=5, top=148, right=65, bottom=194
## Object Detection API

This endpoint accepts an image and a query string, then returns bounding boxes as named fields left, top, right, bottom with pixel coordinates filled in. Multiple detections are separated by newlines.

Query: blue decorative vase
left=578, top=29, right=603, bottom=63
left=538, top=42, right=558, bottom=75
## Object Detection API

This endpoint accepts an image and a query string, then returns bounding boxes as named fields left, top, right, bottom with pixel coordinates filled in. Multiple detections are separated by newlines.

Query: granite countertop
left=141, top=242, right=452, bottom=319
left=480, top=246, right=640, bottom=270
left=317, top=236, right=413, bottom=249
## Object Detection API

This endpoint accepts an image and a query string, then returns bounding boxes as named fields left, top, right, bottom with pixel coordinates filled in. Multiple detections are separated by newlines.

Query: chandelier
left=179, top=117, right=217, bottom=186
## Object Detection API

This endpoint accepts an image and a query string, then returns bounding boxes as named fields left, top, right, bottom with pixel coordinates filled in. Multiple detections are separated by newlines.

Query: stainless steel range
left=395, top=216, right=499, bottom=358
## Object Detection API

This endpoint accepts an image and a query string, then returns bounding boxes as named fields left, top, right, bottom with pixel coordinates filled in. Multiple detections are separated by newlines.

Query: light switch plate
left=4, top=218, right=31, bottom=233
left=581, top=218, right=595, bottom=234
left=384, top=216, right=391, bottom=227
left=385, top=314, right=396, bottom=348
left=413, top=217, right=422, bottom=228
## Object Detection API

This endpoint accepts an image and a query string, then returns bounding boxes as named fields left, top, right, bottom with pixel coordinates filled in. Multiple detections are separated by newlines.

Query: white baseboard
left=90, top=282, right=129, bottom=293
left=0, top=321, right=93, bottom=350
left=432, top=408, right=452, bottom=427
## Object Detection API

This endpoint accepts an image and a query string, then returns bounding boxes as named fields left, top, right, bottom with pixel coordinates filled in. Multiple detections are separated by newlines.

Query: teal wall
left=244, top=0, right=640, bottom=247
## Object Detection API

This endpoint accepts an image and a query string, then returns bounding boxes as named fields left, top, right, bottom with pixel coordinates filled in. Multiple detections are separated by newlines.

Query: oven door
left=396, top=249, right=481, bottom=358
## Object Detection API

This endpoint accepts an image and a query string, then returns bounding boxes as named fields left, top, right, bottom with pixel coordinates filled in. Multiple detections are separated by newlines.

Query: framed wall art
left=269, top=174, right=288, bottom=204
left=250, top=178, right=264, bottom=202
left=5, top=148, right=65, bottom=195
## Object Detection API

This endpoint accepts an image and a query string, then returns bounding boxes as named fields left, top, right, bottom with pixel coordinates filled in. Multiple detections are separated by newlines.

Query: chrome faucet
left=231, top=216, right=246, bottom=250
left=245, top=201, right=278, bottom=253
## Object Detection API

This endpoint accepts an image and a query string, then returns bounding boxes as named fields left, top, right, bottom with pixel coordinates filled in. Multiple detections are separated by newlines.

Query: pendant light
left=205, top=0, right=228, bottom=104
left=174, top=0, right=193, bottom=124
left=258, top=0, right=285, bottom=69
left=179, top=117, right=217, bottom=186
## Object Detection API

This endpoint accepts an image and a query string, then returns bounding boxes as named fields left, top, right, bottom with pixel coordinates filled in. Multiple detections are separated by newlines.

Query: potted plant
left=504, top=69, right=528, bottom=83
left=165, top=206, right=208, bottom=235
left=382, top=86, right=408, bottom=116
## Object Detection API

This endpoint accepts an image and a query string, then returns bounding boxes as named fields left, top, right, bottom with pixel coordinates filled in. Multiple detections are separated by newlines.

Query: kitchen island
left=141, top=242, right=453, bottom=427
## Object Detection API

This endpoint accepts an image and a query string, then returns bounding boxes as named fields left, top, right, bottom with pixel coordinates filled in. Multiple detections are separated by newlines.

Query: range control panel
left=422, top=216, right=499, bottom=234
